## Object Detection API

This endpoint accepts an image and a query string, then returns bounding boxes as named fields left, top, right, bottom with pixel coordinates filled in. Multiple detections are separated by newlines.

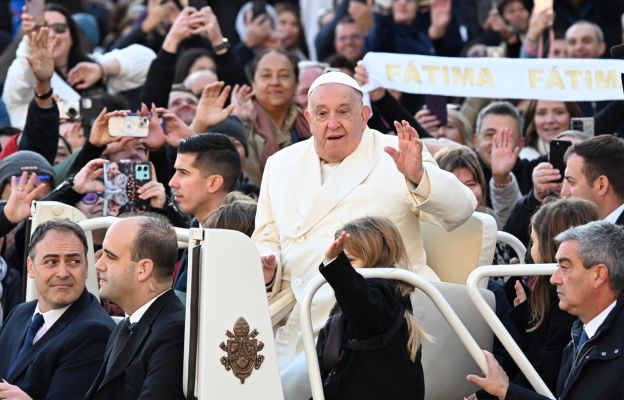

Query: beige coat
left=253, top=128, right=477, bottom=367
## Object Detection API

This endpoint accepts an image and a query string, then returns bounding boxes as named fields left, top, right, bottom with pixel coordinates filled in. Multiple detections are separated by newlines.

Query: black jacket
left=86, top=290, right=186, bottom=400
left=507, top=286, right=576, bottom=392
left=0, top=290, right=115, bottom=399
left=505, top=293, right=624, bottom=400
left=316, top=252, right=424, bottom=400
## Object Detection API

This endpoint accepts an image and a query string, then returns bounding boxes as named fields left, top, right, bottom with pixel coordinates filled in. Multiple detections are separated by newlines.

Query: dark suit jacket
left=86, top=290, right=186, bottom=400
left=0, top=290, right=115, bottom=399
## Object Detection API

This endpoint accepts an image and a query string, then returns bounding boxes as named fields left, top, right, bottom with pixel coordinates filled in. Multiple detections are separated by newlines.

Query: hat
left=209, top=116, right=249, bottom=157
left=0, top=150, right=56, bottom=189
left=307, top=70, right=363, bottom=96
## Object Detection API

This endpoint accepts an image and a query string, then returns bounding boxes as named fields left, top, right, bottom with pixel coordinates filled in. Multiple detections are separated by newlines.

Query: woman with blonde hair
left=316, top=216, right=428, bottom=399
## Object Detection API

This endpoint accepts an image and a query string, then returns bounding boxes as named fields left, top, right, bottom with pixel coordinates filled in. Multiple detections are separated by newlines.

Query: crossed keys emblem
left=219, top=317, right=265, bottom=383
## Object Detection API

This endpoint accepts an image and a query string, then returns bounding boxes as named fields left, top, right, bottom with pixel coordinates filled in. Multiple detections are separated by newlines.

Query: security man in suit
left=0, top=219, right=115, bottom=399
left=86, top=214, right=185, bottom=400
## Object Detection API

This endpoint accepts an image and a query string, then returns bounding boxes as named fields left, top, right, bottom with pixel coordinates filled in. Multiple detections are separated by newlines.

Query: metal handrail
left=300, top=268, right=488, bottom=400
left=497, top=231, right=527, bottom=261
left=78, top=216, right=190, bottom=245
left=466, top=264, right=557, bottom=399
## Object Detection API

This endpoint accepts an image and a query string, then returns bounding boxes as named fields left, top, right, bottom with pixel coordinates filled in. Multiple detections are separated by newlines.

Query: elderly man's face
left=566, top=23, right=605, bottom=59
left=550, top=240, right=598, bottom=322
left=168, top=91, right=198, bottom=125
left=305, top=83, right=371, bottom=163
left=473, top=114, right=521, bottom=167
left=28, top=230, right=87, bottom=312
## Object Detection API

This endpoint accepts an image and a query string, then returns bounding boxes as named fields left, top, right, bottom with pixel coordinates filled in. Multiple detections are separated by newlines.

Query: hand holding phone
left=425, top=95, right=448, bottom=126
left=103, top=161, right=152, bottom=216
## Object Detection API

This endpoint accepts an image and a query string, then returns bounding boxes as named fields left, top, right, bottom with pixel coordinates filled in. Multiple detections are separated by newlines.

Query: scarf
left=252, top=101, right=311, bottom=168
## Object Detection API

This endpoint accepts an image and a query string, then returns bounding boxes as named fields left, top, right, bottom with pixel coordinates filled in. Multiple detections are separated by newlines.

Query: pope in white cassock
left=252, top=71, right=477, bottom=398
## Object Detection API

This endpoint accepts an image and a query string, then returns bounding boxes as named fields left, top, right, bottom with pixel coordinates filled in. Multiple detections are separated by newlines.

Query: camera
left=108, top=115, right=150, bottom=137
left=57, top=99, right=81, bottom=121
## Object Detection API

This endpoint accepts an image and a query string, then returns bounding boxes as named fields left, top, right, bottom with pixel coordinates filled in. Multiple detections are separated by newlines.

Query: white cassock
left=253, top=128, right=477, bottom=398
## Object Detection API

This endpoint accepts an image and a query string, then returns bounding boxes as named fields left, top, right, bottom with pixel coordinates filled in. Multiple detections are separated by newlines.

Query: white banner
left=362, top=52, right=624, bottom=101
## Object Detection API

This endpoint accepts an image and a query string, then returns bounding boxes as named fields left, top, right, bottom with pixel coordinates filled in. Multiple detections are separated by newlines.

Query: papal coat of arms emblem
left=219, top=317, right=265, bottom=383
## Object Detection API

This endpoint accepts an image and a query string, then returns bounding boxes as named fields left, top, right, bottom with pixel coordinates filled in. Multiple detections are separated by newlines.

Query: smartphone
left=549, top=140, right=572, bottom=182
left=533, top=0, right=553, bottom=14
left=188, top=0, right=207, bottom=9
left=570, top=117, right=594, bottom=137
left=27, top=0, right=45, bottom=25
left=108, top=114, right=149, bottom=137
left=103, top=161, right=151, bottom=216
left=80, top=97, right=105, bottom=128
left=425, top=95, right=448, bottom=126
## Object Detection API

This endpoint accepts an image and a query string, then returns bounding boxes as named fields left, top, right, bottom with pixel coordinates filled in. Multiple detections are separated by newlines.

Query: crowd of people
left=0, top=0, right=623, bottom=399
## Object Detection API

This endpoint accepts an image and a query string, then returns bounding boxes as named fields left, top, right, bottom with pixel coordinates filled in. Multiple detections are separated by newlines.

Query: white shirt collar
left=127, top=290, right=168, bottom=325
left=33, top=303, right=71, bottom=343
left=603, top=203, right=624, bottom=224
left=584, top=300, right=617, bottom=339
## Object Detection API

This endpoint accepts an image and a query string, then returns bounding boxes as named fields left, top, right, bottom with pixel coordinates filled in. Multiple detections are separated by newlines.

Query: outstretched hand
left=384, top=120, right=425, bottom=185
left=490, top=127, right=520, bottom=185
left=324, top=231, right=350, bottom=263
left=3, top=172, right=48, bottom=224
left=27, top=27, right=57, bottom=83
left=190, top=81, right=233, bottom=133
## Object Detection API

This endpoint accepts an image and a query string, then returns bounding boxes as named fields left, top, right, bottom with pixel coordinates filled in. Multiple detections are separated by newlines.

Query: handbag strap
left=345, top=302, right=406, bottom=351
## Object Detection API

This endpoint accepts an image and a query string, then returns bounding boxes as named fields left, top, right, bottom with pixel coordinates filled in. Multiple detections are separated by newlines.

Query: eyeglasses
left=81, top=192, right=104, bottom=205
left=336, top=34, right=363, bottom=42
left=34, top=23, right=68, bottom=34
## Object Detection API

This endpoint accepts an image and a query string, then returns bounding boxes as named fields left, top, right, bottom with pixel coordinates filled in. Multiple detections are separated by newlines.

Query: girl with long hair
left=508, top=197, right=599, bottom=391
left=316, top=216, right=428, bottom=400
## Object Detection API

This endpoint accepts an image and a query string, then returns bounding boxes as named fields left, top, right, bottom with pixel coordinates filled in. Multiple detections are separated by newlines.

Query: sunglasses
left=34, top=23, right=68, bottom=34
left=81, top=192, right=104, bottom=205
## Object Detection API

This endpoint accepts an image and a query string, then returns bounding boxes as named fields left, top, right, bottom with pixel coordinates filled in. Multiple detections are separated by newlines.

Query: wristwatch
left=34, top=87, right=53, bottom=100
left=212, top=38, right=230, bottom=55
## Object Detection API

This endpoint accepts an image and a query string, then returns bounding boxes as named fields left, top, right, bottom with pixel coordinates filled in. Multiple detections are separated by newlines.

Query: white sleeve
left=2, top=36, right=36, bottom=129
left=91, top=44, right=156, bottom=94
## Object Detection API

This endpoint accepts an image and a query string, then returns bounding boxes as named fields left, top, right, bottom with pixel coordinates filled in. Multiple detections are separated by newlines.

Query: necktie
left=106, top=318, right=136, bottom=373
left=7, top=313, right=44, bottom=376
left=576, top=329, right=589, bottom=354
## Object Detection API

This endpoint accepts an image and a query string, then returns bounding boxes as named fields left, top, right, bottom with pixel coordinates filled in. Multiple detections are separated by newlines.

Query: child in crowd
left=316, top=216, right=428, bottom=400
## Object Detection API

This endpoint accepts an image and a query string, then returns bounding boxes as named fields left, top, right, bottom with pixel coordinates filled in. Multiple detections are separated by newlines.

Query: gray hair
left=566, top=20, right=605, bottom=43
left=555, top=221, right=624, bottom=293
left=475, top=101, right=523, bottom=138
left=555, top=130, right=591, bottom=142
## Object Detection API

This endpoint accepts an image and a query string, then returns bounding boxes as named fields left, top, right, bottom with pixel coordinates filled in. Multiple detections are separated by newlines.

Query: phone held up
left=570, top=117, right=594, bottom=137
left=108, top=114, right=150, bottom=137
left=548, top=140, right=572, bottom=183
left=103, top=161, right=151, bottom=216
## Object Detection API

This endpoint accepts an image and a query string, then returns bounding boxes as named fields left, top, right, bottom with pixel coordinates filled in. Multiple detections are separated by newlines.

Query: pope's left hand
left=384, top=120, right=425, bottom=185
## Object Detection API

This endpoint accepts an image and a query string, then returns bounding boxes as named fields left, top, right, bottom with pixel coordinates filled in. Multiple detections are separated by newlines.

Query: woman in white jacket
left=2, top=3, right=155, bottom=129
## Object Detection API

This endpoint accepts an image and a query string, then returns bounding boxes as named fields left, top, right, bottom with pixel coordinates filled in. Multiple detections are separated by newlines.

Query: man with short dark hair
left=333, top=16, right=365, bottom=63
left=169, top=133, right=241, bottom=293
left=562, top=135, right=624, bottom=225
left=0, top=220, right=115, bottom=399
left=468, top=220, right=624, bottom=399
left=86, top=214, right=184, bottom=399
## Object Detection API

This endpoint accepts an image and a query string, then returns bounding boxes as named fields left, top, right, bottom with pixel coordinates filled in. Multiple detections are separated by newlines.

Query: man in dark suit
left=561, top=135, right=624, bottom=225
left=86, top=214, right=185, bottom=400
left=468, top=221, right=624, bottom=399
left=0, top=220, right=115, bottom=399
